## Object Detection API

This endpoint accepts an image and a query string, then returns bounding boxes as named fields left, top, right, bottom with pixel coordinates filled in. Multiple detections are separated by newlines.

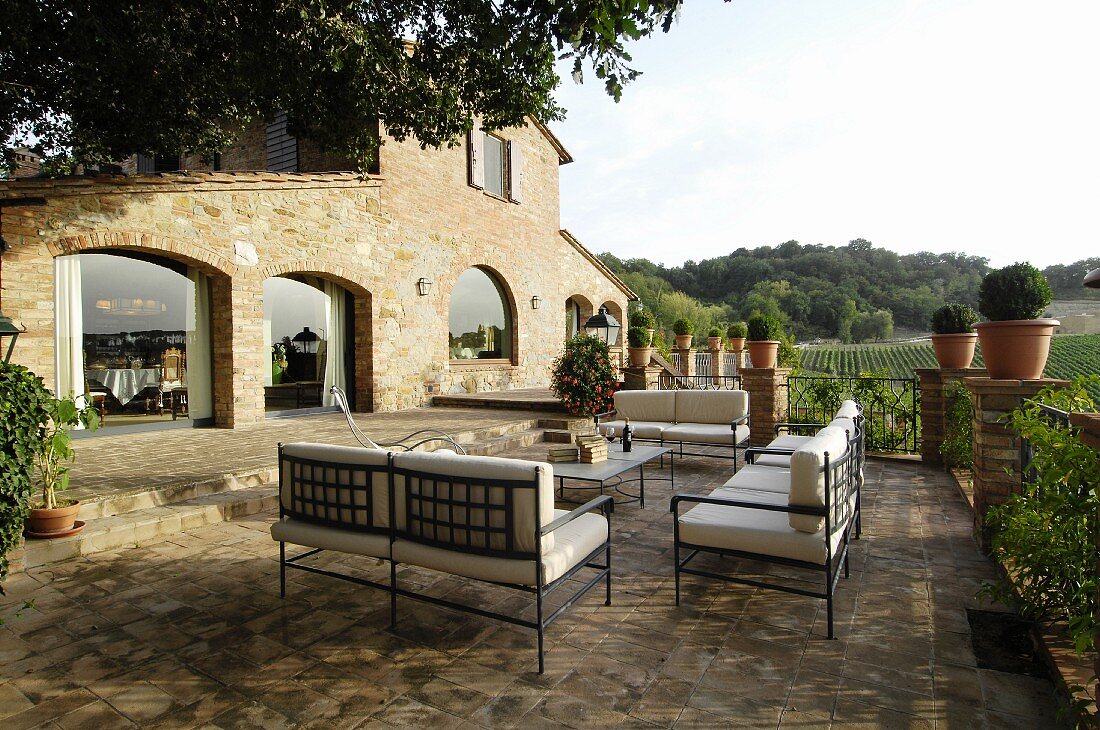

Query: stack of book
left=547, top=445, right=580, bottom=463
left=575, top=434, right=609, bottom=464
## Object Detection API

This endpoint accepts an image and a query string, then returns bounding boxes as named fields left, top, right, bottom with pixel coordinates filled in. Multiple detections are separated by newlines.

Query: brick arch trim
left=51, top=231, right=236, bottom=278
left=445, top=263, right=521, bottom=366
left=260, top=260, right=372, bottom=298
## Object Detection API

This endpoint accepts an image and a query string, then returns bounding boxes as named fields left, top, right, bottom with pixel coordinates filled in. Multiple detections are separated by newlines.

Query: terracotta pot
left=674, top=334, right=693, bottom=350
left=627, top=346, right=654, bottom=367
left=707, top=337, right=723, bottom=351
left=975, top=319, right=1059, bottom=380
left=931, top=333, right=978, bottom=369
left=26, top=501, right=81, bottom=535
left=746, top=340, right=780, bottom=369
left=727, top=337, right=746, bottom=352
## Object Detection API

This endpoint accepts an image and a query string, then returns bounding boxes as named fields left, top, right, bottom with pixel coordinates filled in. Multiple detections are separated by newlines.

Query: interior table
left=86, top=368, right=161, bottom=405
left=551, top=443, right=673, bottom=508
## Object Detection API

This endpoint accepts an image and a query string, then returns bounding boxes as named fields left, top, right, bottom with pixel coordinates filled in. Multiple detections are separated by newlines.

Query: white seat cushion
left=613, top=391, right=676, bottom=424
left=672, top=390, right=749, bottom=425
left=393, top=510, right=607, bottom=587
left=662, top=423, right=750, bottom=446
left=600, top=420, right=668, bottom=440
left=769, top=434, right=809, bottom=450
left=677, top=490, right=849, bottom=564
left=789, top=426, right=851, bottom=533
left=271, top=517, right=390, bottom=559
left=721, top=464, right=792, bottom=495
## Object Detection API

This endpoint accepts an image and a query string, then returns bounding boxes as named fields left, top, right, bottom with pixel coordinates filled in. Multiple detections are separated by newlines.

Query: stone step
left=24, top=486, right=279, bottom=570
left=459, top=428, right=546, bottom=456
left=543, top=429, right=575, bottom=443
left=536, top=416, right=596, bottom=432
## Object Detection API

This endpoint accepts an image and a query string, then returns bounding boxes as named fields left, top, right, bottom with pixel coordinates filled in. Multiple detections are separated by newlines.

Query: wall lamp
left=531, top=295, right=541, bottom=310
left=0, top=311, right=25, bottom=364
left=416, top=277, right=433, bottom=296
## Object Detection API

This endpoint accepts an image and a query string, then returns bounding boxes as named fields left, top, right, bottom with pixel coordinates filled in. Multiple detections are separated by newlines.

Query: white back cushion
left=614, top=390, right=676, bottom=423
left=835, top=400, right=860, bottom=419
left=829, top=417, right=856, bottom=439
left=673, top=390, right=749, bottom=425
left=392, top=450, right=554, bottom=554
left=788, top=426, right=850, bottom=533
left=280, top=442, right=391, bottom=529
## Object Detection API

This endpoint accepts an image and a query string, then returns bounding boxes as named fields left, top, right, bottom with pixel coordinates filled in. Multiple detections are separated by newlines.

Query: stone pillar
left=964, top=377, right=1068, bottom=547
left=742, top=367, right=793, bottom=446
left=675, top=348, right=695, bottom=377
left=916, top=367, right=986, bottom=466
left=622, top=365, right=663, bottom=391
left=710, top=346, right=724, bottom=385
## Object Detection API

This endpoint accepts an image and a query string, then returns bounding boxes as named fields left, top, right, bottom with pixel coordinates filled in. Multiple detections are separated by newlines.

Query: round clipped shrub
left=747, top=313, right=783, bottom=341
left=707, top=326, right=723, bottom=338
left=627, top=326, right=651, bottom=348
left=930, top=303, right=978, bottom=334
left=672, top=318, right=695, bottom=336
left=978, top=263, right=1053, bottom=321
left=628, top=309, right=656, bottom=330
left=551, top=334, right=619, bottom=416
left=726, top=321, right=747, bottom=339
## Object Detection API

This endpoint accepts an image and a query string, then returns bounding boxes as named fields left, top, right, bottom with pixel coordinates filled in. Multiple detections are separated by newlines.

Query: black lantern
left=531, top=295, right=541, bottom=310
left=1085, top=268, right=1100, bottom=289
left=292, top=326, right=320, bottom=354
left=0, top=311, right=24, bottom=364
left=416, top=277, right=433, bottom=296
left=584, top=306, right=621, bottom=346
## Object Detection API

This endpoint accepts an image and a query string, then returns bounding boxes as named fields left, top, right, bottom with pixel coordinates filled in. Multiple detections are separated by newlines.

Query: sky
left=554, top=0, right=1100, bottom=270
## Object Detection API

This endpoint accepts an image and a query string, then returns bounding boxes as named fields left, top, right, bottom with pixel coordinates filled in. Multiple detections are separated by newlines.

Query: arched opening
left=565, top=295, right=594, bottom=340
left=599, top=301, right=625, bottom=347
left=56, top=250, right=215, bottom=431
left=263, top=274, right=359, bottom=415
left=449, top=267, right=515, bottom=363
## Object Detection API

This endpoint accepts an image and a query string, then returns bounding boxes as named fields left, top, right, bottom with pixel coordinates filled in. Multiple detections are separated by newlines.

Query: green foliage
left=777, top=333, right=801, bottom=370
left=981, top=377, right=1100, bottom=654
left=672, top=318, right=694, bottom=336
left=0, top=364, right=53, bottom=593
left=706, top=327, right=723, bottom=338
left=940, top=381, right=973, bottom=469
left=931, top=303, right=978, bottom=334
left=979, top=262, right=1053, bottom=321
left=34, top=394, right=99, bottom=511
left=747, top=313, right=783, bottom=341
left=726, top=321, right=747, bottom=339
left=2, top=0, right=683, bottom=172
left=550, top=334, right=618, bottom=417
left=652, top=330, right=671, bottom=359
left=628, top=309, right=656, bottom=330
left=626, top=326, right=651, bottom=348
left=789, top=369, right=919, bottom=452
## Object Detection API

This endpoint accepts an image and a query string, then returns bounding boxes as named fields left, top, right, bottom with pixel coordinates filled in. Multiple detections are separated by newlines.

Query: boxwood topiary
left=628, top=309, right=656, bottom=330
left=726, top=321, right=747, bottom=339
left=672, top=318, right=694, bottom=336
left=930, top=303, right=978, bottom=334
left=627, top=326, right=651, bottom=348
left=978, top=262, right=1053, bottom=321
left=707, top=326, right=723, bottom=338
left=747, top=313, right=783, bottom=341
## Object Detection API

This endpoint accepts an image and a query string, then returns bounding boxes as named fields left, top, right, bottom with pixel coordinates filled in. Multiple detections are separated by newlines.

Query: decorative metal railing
left=786, top=375, right=920, bottom=453
left=695, top=351, right=712, bottom=376
left=723, top=352, right=740, bottom=375
left=658, top=374, right=743, bottom=391
left=1020, top=403, right=1071, bottom=492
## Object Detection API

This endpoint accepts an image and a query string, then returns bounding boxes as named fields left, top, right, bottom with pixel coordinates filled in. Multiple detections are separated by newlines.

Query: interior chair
left=160, top=347, right=189, bottom=419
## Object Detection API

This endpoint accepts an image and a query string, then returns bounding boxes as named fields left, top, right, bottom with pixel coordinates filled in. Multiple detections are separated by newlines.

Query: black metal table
left=551, top=444, right=673, bottom=508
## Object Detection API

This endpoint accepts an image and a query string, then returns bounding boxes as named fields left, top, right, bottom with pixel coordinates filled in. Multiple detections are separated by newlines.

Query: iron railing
left=1020, top=404, right=1071, bottom=491
left=723, top=352, right=740, bottom=375
left=786, top=375, right=920, bottom=453
left=695, top=351, right=712, bottom=376
left=658, top=374, right=743, bottom=391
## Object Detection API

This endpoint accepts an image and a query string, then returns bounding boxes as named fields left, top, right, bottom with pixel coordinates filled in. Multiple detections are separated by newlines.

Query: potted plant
left=746, top=314, right=783, bottom=369
left=550, top=334, right=619, bottom=417
left=626, top=326, right=654, bottom=367
left=726, top=321, right=747, bottom=352
left=974, top=263, right=1059, bottom=380
left=26, top=394, right=99, bottom=537
left=629, top=309, right=657, bottom=348
left=271, top=343, right=288, bottom=385
left=930, top=303, right=979, bottom=369
left=672, top=318, right=695, bottom=349
left=706, top=327, right=724, bottom=351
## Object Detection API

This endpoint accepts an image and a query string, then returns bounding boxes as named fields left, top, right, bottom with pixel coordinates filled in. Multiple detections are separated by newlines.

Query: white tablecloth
left=87, top=368, right=162, bottom=405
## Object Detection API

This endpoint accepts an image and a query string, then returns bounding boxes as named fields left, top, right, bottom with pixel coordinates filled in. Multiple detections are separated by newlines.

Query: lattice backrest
left=279, top=442, right=391, bottom=532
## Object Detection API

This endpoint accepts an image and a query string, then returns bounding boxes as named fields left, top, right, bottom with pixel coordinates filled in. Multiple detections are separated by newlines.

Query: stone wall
left=0, top=121, right=631, bottom=427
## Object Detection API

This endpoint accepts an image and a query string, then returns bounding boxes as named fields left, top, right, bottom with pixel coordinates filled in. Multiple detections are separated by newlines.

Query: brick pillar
left=742, top=367, right=792, bottom=446
left=964, top=377, right=1069, bottom=547
left=711, top=346, right=724, bottom=385
left=622, top=365, right=663, bottom=390
left=212, top=278, right=266, bottom=428
left=675, top=348, right=695, bottom=377
left=916, top=367, right=986, bottom=466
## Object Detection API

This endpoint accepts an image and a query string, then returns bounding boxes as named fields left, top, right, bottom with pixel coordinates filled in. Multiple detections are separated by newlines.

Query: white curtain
left=54, top=256, right=86, bottom=409
left=322, top=280, right=347, bottom=406
left=185, top=269, right=214, bottom=420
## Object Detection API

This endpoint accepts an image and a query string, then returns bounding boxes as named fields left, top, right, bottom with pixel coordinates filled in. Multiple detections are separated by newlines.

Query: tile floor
left=1, top=453, right=1065, bottom=728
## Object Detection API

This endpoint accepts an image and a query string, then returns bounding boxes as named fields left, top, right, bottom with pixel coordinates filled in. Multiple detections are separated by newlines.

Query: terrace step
left=459, top=427, right=546, bottom=456
left=23, top=485, right=279, bottom=570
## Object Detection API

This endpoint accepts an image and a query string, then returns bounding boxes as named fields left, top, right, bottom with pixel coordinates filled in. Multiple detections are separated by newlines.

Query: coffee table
left=551, top=443, right=673, bottom=508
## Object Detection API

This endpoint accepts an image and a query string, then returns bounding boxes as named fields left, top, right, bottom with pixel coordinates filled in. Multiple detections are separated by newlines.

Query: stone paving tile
left=1, top=447, right=1069, bottom=728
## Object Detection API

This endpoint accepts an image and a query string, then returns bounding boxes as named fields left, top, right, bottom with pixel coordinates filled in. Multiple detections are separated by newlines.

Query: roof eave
left=559, top=229, right=637, bottom=300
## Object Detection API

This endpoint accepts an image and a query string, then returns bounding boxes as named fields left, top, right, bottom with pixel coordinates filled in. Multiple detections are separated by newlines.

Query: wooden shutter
left=508, top=141, right=523, bottom=203
left=136, top=154, right=155, bottom=174
left=467, top=124, right=484, bottom=189
left=265, top=111, right=299, bottom=172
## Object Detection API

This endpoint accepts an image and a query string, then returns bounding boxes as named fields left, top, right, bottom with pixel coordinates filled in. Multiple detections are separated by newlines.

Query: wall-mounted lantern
left=0, top=311, right=25, bottom=364
left=416, top=277, right=433, bottom=296
left=531, top=295, right=541, bottom=310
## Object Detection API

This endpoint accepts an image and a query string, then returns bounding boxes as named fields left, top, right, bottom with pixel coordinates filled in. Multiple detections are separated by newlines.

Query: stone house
left=0, top=118, right=634, bottom=432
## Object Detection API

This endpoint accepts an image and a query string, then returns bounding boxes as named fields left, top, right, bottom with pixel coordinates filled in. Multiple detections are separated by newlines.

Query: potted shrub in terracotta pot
left=26, top=394, right=99, bottom=537
left=974, top=263, right=1059, bottom=380
left=706, top=327, right=724, bottom=351
left=626, top=326, right=654, bottom=367
left=672, top=318, right=695, bottom=350
left=726, top=321, right=747, bottom=352
left=629, top=309, right=657, bottom=349
left=930, top=303, right=979, bottom=369
left=746, top=314, right=783, bottom=369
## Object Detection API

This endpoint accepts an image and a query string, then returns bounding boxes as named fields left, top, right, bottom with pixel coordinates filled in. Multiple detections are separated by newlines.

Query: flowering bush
left=551, top=334, right=619, bottom=416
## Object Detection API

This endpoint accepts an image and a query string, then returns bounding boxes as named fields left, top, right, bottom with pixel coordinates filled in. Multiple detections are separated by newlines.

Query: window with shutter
left=136, top=154, right=155, bottom=174
left=508, top=142, right=523, bottom=204
left=467, top=126, right=485, bottom=189
left=482, top=134, right=506, bottom=198
left=266, top=111, right=299, bottom=173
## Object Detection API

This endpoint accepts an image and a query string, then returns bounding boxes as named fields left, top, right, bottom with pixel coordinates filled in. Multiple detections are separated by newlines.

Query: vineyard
left=799, top=334, right=1100, bottom=396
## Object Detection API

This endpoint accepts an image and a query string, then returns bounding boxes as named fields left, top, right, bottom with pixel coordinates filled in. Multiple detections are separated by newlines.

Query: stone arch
left=565, top=294, right=594, bottom=340
left=444, top=263, right=520, bottom=366
left=261, top=262, right=374, bottom=413
left=600, top=300, right=625, bottom=347
left=52, top=231, right=236, bottom=278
